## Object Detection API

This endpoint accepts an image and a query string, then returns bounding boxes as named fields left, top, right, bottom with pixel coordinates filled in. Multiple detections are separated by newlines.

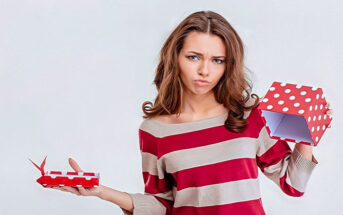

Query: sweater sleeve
left=121, top=129, right=174, bottom=215
left=254, top=108, right=318, bottom=197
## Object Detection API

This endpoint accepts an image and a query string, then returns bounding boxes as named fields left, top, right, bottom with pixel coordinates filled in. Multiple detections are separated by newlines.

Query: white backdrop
left=1, top=0, right=342, bottom=214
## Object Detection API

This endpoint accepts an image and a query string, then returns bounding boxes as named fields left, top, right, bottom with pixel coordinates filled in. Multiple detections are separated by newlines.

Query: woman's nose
left=198, top=61, right=210, bottom=76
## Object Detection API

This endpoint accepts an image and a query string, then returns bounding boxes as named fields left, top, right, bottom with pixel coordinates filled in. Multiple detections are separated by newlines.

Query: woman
left=52, top=10, right=333, bottom=214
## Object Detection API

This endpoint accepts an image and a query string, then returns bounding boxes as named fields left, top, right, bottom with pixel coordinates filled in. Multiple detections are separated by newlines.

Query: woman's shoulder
left=138, top=114, right=176, bottom=130
left=138, top=115, right=169, bottom=134
left=137, top=116, right=174, bottom=138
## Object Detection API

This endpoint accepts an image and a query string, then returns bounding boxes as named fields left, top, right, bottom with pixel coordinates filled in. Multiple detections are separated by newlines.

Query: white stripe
left=141, top=152, right=158, bottom=176
left=159, top=137, right=258, bottom=173
left=174, top=178, right=261, bottom=207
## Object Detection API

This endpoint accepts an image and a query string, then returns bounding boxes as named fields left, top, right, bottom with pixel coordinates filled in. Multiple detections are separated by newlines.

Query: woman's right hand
left=50, top=158, right=104, bottom=198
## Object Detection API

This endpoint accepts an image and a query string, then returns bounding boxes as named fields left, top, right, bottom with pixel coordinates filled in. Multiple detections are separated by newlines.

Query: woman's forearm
left=97, top=185, right=134, bottom=212
left=294, top=142, right=315, bottom=162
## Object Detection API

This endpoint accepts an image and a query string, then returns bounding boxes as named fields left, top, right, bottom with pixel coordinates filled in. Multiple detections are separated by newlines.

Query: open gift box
left=257, top=81, right=332, bottom=146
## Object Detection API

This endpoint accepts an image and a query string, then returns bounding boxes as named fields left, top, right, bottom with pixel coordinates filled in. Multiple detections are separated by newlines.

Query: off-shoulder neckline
left=149, top=112, right=229, bottom=127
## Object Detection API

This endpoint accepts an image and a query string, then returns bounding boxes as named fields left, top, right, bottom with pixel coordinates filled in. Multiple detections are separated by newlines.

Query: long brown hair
left=142, top=10, right=260, bottom=133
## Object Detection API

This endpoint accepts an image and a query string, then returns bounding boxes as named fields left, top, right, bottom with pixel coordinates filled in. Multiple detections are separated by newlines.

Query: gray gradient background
left=1, top=0, right=342, bottom=214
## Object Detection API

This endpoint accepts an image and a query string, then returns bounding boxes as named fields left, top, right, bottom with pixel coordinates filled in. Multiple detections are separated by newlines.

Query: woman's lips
left=194, top=80, right=210, bottom=86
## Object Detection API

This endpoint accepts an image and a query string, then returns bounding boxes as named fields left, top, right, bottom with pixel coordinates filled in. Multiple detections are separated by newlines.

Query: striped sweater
left=122, top=104, right=318, bottom=215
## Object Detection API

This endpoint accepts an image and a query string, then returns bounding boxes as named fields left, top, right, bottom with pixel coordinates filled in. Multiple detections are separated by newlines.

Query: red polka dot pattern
left=258, top=81, right=332, bottom=146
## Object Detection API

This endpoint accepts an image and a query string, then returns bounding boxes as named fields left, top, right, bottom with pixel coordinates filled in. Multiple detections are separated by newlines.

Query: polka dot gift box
left=29, top=156, right=100, bottom=188
left=257, top=81, right=332, bottom=146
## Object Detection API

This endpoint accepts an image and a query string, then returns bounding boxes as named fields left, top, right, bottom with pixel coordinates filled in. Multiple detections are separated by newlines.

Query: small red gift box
left=257, top=81, right=332, bottom=146
left=29, top=156, right=99, bottom=188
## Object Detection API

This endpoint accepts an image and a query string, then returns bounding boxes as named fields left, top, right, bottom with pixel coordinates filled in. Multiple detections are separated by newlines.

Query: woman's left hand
left=50, top=158, right=104, bottom=198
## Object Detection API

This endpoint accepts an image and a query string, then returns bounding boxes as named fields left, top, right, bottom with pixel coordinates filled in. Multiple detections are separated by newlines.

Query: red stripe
left=173, top=158, right=258, bottom=191
left=256, top=139, right=292, bottom=172
left=155, top=196, right=174, bottom=215
left=139, top=129, right=158, bottom=155
left=279, top=174, right=304, bottom=197
left=143, top=172, right=174, bottom=194
left=172, top=198, right=266, bottom=215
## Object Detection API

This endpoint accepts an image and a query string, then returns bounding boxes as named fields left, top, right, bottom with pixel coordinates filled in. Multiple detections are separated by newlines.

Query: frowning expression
left=178, top=31, right=227, bottom=95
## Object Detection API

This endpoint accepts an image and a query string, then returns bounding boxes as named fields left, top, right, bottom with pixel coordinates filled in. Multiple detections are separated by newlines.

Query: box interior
left=261, top=110, right=313, bottom=145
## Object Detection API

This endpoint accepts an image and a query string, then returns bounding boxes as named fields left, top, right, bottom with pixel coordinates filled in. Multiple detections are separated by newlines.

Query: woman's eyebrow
left=187, top=51, right=225, bottom=58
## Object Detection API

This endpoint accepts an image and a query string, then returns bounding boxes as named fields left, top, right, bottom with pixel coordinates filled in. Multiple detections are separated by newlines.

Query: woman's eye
left=214, top=59, right=224, bottom=64
left=187, top=56, right=224, bottom=64
left=187, top=55, right=199, bottom=61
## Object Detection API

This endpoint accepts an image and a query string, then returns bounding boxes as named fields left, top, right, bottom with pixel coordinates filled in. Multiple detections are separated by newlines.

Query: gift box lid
left=257, top=81, right=332, bottom=146
left=29, top=156, right=99, bottom=188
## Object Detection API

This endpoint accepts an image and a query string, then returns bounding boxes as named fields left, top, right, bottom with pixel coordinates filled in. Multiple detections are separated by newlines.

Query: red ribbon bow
left=29, top=156, right=47, bottom=176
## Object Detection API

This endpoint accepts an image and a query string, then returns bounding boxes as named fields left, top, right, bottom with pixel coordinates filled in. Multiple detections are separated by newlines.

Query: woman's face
left=178, top=31, right=226, bottom=96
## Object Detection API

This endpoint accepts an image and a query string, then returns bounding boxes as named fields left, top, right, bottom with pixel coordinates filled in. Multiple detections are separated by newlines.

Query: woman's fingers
left=77, top=187, right=89, bottom=196
left=50, top=186, right=76, bottom=194
left=50, top=186, right=80, bottom=195
left=60, top=186, right=82, bottom=196
left=327, top=109, right=333, bottom=115
left=51, top=186, right=64, bottom=191
left=51, top=185, right=103, bottom=197
left=325, top=103, right=333, bottom=116
left=68, top=158, right=83, bottom=172
left=325, top=102, right=333, bottom=128
left=77, top=185, right=104, bottom=197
